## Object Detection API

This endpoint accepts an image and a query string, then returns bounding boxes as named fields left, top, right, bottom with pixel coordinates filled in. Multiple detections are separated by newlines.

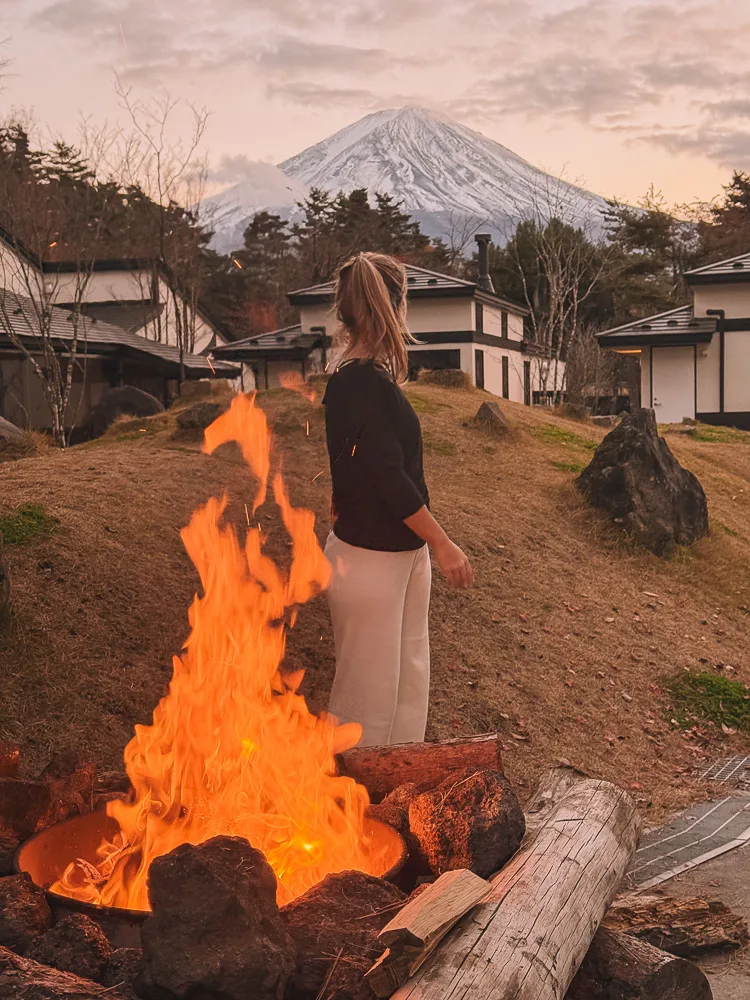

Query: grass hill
left=2, top=384, right=750, bottom=823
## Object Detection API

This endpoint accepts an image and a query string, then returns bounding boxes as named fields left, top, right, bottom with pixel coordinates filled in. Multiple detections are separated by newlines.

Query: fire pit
left=15, top=811, right=406, bottom=947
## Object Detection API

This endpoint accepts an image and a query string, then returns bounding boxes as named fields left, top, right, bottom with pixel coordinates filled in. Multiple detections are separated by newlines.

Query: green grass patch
left=405, top=392, right=452, bottom=414
left=717, top=521, right=740, bottom=538
left=688, top=424, right=750, bottom=444
left=533, top=425, right=597, bottom=451
left=550, top=459, right=587, bottom=474
left=0, top=503, right=57, bottom=545
left=666, top=671, right=750, bottom=731
left=423, top=435, right=457, bottom=457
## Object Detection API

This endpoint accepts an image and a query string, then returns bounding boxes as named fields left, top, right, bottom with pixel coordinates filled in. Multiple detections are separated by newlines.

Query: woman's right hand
left=434, top=538, right=474, bottom=589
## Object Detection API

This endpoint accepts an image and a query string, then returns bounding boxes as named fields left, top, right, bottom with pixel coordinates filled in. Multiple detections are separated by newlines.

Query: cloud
left=643, top=127, right=750, bottom=167
left=255, top=38, right=394, bottom=75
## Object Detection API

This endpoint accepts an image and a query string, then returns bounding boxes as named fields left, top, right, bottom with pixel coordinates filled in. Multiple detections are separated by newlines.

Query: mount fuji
left=206, top=106, right=610, bottom=252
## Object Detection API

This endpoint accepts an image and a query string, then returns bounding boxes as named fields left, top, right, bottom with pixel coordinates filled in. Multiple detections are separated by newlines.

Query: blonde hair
left=333, top=252, right=416, bottom=383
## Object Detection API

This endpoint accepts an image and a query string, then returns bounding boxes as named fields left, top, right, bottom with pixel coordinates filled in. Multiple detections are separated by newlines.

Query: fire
left=279, top=370, right=317, bottom=403
left=52, top=393, right=372, bottom=911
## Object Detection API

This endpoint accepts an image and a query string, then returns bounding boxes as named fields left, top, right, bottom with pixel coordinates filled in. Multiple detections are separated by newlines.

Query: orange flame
left=52, top=394, right=372, bottom=910
left=279, top=370, right=317, bottom=403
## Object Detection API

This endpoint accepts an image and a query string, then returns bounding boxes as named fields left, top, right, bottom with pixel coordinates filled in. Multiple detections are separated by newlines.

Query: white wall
left=724, top=330, right=750, bottom=412
left=696, top=338, right=720, bottom=413
left=300, top=298, right=475, bottom=338
left=651, top=346, right=695, bottom=423
left=483, top=302, right=524, bottom=341
left=479, top=347, right=527, bottom=402
left=693, top=285, right=750, bottom=320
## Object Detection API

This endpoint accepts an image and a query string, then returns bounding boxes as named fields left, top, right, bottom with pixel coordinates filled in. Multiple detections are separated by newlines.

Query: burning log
left=408, top=769, right=525, bottom=878
left=0, top=945, right=132, bottom=999
left=567, top=927, right=712, bottom=1000
left=392, top=776, right=641, bottom=1000
left=140, top=836, right=296, bottom=1000
left=365, top=870, right=490, bottom=998
left=26, top=913, right=112, bottom=983
left=604, top=892, right=749, bottom=956
left=0, top=874, right=52, bottom=952
left=281, top=870, right=406, bottom=1000
left=338, top=734, right=503, bottom=801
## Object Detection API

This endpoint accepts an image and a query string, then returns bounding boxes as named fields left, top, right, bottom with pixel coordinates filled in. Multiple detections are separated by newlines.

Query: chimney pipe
left=475, top=233, right=495, bottom=294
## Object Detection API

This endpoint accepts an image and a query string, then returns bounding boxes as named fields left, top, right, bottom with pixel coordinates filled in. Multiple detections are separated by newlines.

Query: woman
left=322, top=251, right=474, bottom=748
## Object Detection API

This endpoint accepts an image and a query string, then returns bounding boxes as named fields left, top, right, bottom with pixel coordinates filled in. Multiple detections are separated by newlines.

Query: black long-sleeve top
left=322, top=359, right=429, bottom=551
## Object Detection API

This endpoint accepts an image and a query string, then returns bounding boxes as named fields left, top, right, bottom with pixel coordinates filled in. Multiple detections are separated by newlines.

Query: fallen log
left=567, top=927, right=712, bottom=1000
left=604, top=892, right=748, bottom=956
left=393, top=776, right=641, bottom=1000
left=366, top=870, right=490, bottom=998
left=0, top=945, right=131, bottom=999
left=338, top=734, right=502, bottom=801
left=522, top=764, right=587, bottom=839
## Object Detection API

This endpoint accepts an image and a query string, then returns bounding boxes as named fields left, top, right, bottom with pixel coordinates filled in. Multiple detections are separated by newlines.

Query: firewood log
left=338, top=734, right=502, bottom=801
left=392, top=776, right=641, bottom=1000
left=365, top=870, right=490, bottom=997
left=604, top=892, right=748, bottom=956
left=522, top=764, right=587, bottom=839
left=567, top=927, right=712, bottom=1000
left=0, top=945, right=131, bottom=999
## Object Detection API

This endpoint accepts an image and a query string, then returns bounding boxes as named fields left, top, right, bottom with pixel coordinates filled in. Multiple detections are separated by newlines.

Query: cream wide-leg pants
left=324, top=532, right=431, bottom=747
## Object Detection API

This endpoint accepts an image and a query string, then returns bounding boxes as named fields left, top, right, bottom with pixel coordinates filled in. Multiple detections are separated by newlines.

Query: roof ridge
left=596, top=304, right=694, bottom=337
left=686, top=250, right=750, bottom=275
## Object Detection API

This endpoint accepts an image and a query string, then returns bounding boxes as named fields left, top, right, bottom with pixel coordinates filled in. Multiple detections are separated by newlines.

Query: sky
left=1, top=0, right=748, bottom=207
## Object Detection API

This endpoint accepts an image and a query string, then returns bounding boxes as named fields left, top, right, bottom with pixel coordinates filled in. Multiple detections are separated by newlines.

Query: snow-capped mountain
left=208, top=106, right=610, bottom=252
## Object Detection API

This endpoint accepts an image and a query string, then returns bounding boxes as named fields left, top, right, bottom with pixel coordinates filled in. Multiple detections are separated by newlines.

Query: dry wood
left=604, top=892, right=748, bottom=956
left=567, top=927, right=712, bottom=1000
left=393, top=776, right=641, bottom=1000
left=338, top=734, right=502, bottom=800
left=523, top=765, right=587, bottom=839
left=0, top=945, right=131, bottom=998
left=366, top=871, right=490, bottom=997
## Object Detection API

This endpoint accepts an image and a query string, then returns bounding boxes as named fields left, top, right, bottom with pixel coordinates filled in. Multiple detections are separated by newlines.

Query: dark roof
left=288, top=264, right=529, bottom=315
left=213, top=325, right=325, bottom=361
left=597, top=305, right=716, bottom=348
left=685, top=251, right=750, bottom=284
left=0, top=290, right=238, bottom=379
left=58, top=300, right=163, bottom=336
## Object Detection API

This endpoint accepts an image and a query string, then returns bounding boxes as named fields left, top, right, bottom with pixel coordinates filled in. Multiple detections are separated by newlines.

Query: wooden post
left=393, top=778, right=641, bottom=1000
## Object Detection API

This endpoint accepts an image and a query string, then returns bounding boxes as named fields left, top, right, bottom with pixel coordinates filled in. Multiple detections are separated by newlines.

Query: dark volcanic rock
left=40, top=752, right=96, bottom=826
left=0, top=874, right=52, bottom=952
left=470, top=400, right=510, bottom=436
left=27, top=914, right=112, bottom=982
left=140, top=835, right=295, bottom=1000
left=577, top=408, right=709, bottom=556
left=409, top=769, right=525, bottom=879
left=367, top=783, right=420, bottom=836
left=103, top=947, right=144, bottom=1000
left=0, top=778, right=51, bottom=843
left=89, top=387, right=164, bottom=439
left=0, top=945, right=130, bottom=998
left=175, top=401, right=227, bottom=430
left=281, top=870, right=406, bottom=1000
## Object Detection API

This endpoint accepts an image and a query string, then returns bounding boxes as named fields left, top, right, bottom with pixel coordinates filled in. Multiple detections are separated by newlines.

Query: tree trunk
left=566, top=928, right=712, bottom=1000
left=393, top=777, right=641, bottom=1000
left=338, top=734, right=503, bottom=801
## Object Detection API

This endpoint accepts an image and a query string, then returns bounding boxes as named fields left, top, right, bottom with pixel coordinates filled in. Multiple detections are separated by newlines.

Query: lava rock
left=0, top=873, right=52, bottom=952
left=104, top=947, right=144, bottom=999
left=39, top=752, right=96, bottom=826
left=89, top=387, right=164, bottom=439
left=140, top=835, right=295, bottom=1000
left=27, top=914, right=112, bottom=982
left=577, top=408, right=709, bottom=556
left=175, top=401, right=227, bottom=430
left=0, top=780, right=51, bottom=849
left=470, top=400, right=510, bottom=436
left=0, top=416, right=23, bottom=442
left=408, top=769, right=525, bottom=879
left=367, top=783, right=420, bottom=836
left=0, top=945, right=131, bottom=998
left=281, top=870, right=406, bottom=1000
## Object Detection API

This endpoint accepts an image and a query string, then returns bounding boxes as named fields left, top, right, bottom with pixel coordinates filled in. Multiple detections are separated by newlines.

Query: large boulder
left=89, top=387, right=164, bottom=439
left=577, top=408, right=709, bottom=556
left=408, top=769, right=525, bottom=879
left=0, top=417, right=23, bottom=443
left=281, top=871, right=406, bottom=1000
left=470, top=401, right=511, bottom=436
left=26, top=913, right=112, bottom=982
left=0, top=874, right=52, bottom=952
left=140, top=836, right=295, bottom=1000
left=175, top=400, right=227, bottom=430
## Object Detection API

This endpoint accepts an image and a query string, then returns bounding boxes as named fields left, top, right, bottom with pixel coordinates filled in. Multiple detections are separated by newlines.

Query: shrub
left=416, top=369, right=472, bottom=390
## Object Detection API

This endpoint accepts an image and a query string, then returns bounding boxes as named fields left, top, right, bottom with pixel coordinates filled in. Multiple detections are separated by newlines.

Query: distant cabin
left=598, top=251, right=750, bottom=427
left=215, top=238, right=563, bottom=405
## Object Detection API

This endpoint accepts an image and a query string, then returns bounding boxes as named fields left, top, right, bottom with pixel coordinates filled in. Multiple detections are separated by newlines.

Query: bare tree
left=564, top=320, right=619, bottom=412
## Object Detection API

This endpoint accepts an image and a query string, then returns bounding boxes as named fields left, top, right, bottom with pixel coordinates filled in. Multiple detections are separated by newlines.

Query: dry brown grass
left=1, top=386, right=749, bottom=823
left=0, top=430, right=51, bottom=464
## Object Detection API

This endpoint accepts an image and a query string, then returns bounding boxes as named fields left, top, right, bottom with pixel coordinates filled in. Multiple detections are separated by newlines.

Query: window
left=501, top=311, right=509, bottom=338
left=475, top=350, right=485, bottom=389
left=475, top=301, right=484, bottom=335
left=502, top=356, right=509, bottom=399
left=523, top=361, right=531, bottom=406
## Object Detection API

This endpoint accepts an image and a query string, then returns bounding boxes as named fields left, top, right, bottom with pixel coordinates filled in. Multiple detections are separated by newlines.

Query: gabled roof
left=213, top=325, right=325, bottom=361
left=0, top=290, right=238, bottom=378
left=597, top=305, right=716, bottom=348
left=288, top=264, right=528, bottom=314
left=685, top=251, right=750, bottom=284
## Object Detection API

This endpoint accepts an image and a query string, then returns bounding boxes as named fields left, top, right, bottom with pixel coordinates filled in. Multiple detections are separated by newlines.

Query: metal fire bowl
left=15, top=810, right=407, bottom=948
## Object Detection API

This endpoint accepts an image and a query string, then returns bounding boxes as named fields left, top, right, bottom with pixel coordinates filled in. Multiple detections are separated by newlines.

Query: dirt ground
left=1, top=385, right=750, bottom=822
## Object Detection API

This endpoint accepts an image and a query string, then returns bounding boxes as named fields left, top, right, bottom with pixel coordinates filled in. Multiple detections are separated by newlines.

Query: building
left=597, top=250, right=750, bottom=427
left=215, top=236, right=564, bottom=403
